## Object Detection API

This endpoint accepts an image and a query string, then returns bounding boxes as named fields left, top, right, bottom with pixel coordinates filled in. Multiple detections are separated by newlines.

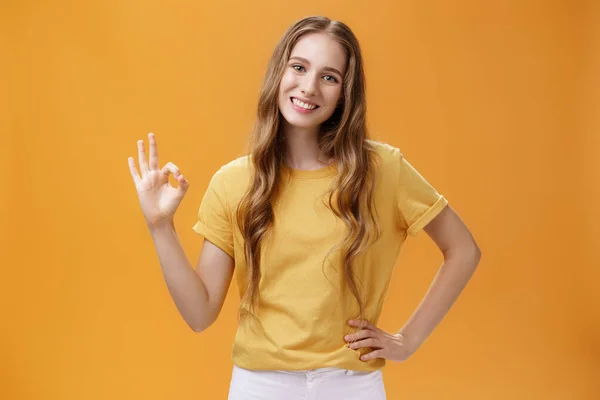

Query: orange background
left=2, top=0, right=598, bottom=399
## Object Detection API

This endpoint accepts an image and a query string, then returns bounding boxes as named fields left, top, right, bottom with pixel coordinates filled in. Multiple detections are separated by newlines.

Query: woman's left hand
left=345, top=319, right=415, bottom=362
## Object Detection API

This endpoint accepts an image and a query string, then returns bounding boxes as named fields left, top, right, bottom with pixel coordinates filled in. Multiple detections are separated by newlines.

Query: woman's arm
left=345, top=205, right=480, bottom=361
left=399, top=204, right=481, bottom=352
left=149, top=222, right=234, bottom=332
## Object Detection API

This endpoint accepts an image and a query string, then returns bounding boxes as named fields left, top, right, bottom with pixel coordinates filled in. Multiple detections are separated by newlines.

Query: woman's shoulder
left=213, top=154, right=252, bottom=179
left=205, top=155, right=252, bottom=204
left=365, top=139, right=403, bottom=167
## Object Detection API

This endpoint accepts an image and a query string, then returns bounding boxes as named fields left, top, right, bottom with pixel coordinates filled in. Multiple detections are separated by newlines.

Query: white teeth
left=292, top=98, right=317, bottom=110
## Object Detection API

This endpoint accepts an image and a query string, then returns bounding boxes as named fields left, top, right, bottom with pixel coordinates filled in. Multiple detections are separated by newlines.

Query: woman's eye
left=291, top=65, right=338, bottom=83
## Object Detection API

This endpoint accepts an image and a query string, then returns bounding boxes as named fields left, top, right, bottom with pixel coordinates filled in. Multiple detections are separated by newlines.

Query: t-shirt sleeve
left=192, top=167, right=235, bottom=258
left=394, top=150, right=448, bottom=236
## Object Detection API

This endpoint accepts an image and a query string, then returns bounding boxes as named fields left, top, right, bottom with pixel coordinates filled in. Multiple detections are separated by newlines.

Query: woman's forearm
left=149, top=221, right=212, bottom=332
left=399, top=246, right=481, bottom=352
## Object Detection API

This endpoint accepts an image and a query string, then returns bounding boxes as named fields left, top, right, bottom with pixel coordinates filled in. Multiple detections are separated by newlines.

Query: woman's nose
left=301, top=74, right=318, bottom=97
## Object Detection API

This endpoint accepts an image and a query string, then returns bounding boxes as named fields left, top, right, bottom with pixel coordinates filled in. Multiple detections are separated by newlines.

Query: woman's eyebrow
left=289, top=56, right=343, bottom=77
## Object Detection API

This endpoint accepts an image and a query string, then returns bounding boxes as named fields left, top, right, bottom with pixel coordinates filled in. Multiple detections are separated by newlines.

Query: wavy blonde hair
left=236, top=16, right=382, bottom=327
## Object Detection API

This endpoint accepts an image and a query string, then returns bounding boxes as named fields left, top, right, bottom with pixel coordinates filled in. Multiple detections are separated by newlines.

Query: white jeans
left=227, top=365, right=387, bottom=400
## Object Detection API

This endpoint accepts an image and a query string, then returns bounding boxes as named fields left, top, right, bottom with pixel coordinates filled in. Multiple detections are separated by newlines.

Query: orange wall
left=2, top=1, right=598, bottom=399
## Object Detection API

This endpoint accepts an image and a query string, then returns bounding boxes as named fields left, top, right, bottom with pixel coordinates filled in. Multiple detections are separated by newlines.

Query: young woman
left=128, top=15, right=481, bottom=400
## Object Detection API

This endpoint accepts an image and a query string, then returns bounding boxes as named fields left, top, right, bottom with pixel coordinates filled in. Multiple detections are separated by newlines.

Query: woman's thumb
left=177, top=174, right=189, bottom=192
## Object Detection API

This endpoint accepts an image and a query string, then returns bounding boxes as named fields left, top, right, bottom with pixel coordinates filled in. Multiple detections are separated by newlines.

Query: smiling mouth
left=290, top=97, right=319, bottom=110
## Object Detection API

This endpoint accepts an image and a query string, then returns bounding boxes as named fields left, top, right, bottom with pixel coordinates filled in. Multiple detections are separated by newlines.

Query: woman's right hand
left=128, top=133, right=190, bottom=229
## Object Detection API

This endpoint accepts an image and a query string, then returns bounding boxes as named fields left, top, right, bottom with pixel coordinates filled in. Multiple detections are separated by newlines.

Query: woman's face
left=278, top=33, right=347, bottom=130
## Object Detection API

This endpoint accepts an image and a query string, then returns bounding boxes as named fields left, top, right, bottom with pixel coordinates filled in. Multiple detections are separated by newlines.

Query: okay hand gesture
left=127, top=133, right=189, bottom=229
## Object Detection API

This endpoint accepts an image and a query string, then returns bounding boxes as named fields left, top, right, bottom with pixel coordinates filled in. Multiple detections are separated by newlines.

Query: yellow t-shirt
left=192, top=140, right=448, bottom=372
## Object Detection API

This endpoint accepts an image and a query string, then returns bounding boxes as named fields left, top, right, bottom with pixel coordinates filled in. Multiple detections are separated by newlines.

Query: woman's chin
left=288, top=121, right=319, bottom=129
left=281, top=113, right=322, bottom=129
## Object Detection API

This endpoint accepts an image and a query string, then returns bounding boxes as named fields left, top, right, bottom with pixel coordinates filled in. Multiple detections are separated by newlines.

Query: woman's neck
left=281, top=124, right=332, bottom=170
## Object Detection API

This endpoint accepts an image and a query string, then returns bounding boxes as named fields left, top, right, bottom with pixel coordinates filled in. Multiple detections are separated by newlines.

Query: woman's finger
left=349, top=337, right=381, bottom=350
left=138, top=139, right=149, bottom=176
left=161, top=162, right=181, bottom=179
left=348, top=319, right=379, bottom=332
left=360, top=349, right=383, bottom=361
left=148, top=133, right=159, bottom=171
left=345, top=329, right=375, bottom=343
left=127, top=157, right=141, bottom=185
left=176, top=173, right=190, bottom=191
